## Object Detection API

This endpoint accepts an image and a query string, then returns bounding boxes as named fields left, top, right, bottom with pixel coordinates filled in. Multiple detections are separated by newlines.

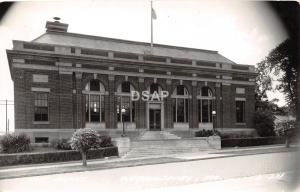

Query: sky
left=0, top=0, right=288, bottom=131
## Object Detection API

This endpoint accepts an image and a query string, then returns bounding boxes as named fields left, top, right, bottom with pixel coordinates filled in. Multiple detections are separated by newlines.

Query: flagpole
left=150, top=0, right=153, bottom=53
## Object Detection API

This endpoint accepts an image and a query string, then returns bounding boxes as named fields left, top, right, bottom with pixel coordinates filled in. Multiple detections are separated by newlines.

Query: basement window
left=35, top=137, right=49, bottom=143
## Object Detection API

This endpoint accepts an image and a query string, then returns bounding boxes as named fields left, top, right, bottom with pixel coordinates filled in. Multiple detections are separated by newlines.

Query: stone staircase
left=139, top=131, right=181, bottom=140
left=123, top=131, right=211, bottom=158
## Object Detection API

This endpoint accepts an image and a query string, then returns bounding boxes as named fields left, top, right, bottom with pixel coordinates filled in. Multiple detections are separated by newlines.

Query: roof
left=32, top=31, right=236, bottom=64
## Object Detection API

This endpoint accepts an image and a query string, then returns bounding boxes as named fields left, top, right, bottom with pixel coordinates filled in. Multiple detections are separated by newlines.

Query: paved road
left=0, top=151, right=298, bottom=192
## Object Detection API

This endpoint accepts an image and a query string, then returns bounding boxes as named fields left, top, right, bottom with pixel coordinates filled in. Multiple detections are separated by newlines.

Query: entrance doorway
left=149, top=109, right=161, bottom=130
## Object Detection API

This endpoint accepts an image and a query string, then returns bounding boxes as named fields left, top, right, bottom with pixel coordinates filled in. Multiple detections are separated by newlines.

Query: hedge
left=0, top=146, right=118, bottom=167
left=221, top=137, right=285, bottom=148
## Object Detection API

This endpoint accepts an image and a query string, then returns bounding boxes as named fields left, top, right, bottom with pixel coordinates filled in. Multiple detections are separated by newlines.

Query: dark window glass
left=202, top=100, right=209, bottom=122
left=122, top=97, right=130, bottom=122
left=177, top=85, right=185, bottom=95
left=198, top=100, right=201, bottom=122
left=173, top=99, right=176, bottom=122
left=85, top=95, right=89, bottom=122
left=132, top=101, right=135, bottom=122
left=34, top=93, right=48, bottom=121
left=201, top=87, right=209, bottom=96
left=177, top=98, right=184, bottom=122
left=185, top=99, right=189, bottom=122
left=150, top=83, right=158, bottom=94
left=35, top=137, right=49, bottom=143
left=101, top=95, right=105, bottom=122
left=90, top=95, right=100, bottom=122
left=121, top=82, right=131, bottom=93
left=90, top=79, right=100, bottom=91
left=236, top=101, right=245, bottom=123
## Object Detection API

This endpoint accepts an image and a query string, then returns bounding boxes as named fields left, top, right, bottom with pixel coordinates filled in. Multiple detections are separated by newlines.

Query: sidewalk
left=0, top=144, right=298, bottom=180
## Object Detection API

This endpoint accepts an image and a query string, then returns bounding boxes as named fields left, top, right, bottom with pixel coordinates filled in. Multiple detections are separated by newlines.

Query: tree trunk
left=81, top=152, right=87, bottom=166
left=285, top=136, right=290, bottom=148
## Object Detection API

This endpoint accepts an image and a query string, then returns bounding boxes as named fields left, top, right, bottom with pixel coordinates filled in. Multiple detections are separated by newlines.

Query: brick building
left=7, top=20, right=256, bottom=143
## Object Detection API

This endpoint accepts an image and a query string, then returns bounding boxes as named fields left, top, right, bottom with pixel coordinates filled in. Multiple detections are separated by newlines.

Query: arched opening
left=172, top=85, right=189, bottom=124
left=198, top=86, right=214, bottom=128
left=116, top=81, right=136, bottom=128
left=84, top=79, right=106, bottom=124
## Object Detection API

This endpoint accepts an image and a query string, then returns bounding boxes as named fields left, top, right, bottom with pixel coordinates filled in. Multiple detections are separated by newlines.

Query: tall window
left=117, top=81, right=135, bottom=122
left=34, top=93, right=48, bottom=121
left=173, top=85, right=189, bottom=123
left=198, top=87, right=213, bottom=123
left=236, top=100, right=245, bottom=123
left=84, top=79, right=105, bottom=123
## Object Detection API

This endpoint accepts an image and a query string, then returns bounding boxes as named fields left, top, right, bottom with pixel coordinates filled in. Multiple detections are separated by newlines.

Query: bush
left=70, top=128, right=102, bottom=166
left=254, top=110, right=275, bottom=137
left=221, top=137, right=285, bottom=148
left=275, top=120, right=296, bottom=136
left=195, top=129, right=220, bottom=137
left=0, top=147, right=119, bottom=167
left=99, top=135, right=114, bottom=147
left=51, top=138, right=72, bottom=150
left=0, top=133, right=32, bottom=153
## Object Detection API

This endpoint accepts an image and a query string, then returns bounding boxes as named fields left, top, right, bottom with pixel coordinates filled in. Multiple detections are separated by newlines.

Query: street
left=0, top=151, right=298, bottom=192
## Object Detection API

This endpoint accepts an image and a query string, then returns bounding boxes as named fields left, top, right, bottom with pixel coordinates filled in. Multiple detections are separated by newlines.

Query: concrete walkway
left=0, top=144, right=298, bottom=180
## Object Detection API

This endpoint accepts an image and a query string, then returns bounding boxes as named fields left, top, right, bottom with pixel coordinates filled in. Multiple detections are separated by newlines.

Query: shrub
left=0, top=133, right=32, bottom=153
left=70, top=128, right=101, bottom=166
left=195, top=129, right=220, bottom=137
left=254, top=110, right=275, bottom=137
left=99, top=135, right=114, bottom=147
left=51, top=138, right=72, bottom=150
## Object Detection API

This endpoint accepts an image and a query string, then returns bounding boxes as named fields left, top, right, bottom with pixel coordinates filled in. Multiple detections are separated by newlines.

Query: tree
left=254, top=110, right=276, bottom=137
left=256, top=39, right=297, bottom=113
left=70, top=128, right=101, bottom=166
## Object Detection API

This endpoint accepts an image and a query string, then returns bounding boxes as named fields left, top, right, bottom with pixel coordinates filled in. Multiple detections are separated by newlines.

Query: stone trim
left=13, top=63, right=255, bottom=86
left=31, top=87, right=50, bottom=92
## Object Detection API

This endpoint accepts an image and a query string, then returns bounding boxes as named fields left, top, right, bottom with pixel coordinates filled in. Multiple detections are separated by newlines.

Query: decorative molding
left=235, top=97, right=246, bottom=101
left=56, top=62, right=72, bottom=67
left=13, top=58, right=25, bottom=63
left=31, top=87, right=50, bottom=92
left=75, top=72, right=82, bottom=79
left=33, top=74, right=48, bottom=83
left=192, top=81, right=197, bottom=86
left=76, top=64, right=82, bottom=68
left=108, top=75, right=115, bottom=81
left=222, top=76, right=232, bottom=80
left=108, top=66, right=114, bottom=71
left=138, top=77, right=144, bottom=83
left=166, top=79, right=172, bottom=85
left=12, top=63, right=256, bottom=86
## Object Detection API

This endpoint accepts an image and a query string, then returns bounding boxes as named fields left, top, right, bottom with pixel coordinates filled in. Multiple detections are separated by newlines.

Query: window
left=35, top=137, right=49, bottom=143
left=198, top=87, right=213, bottom=123
left=150, top=83, right=159, bottom=94
left=236, top=100, right=245, bottom=123
left=85, top=80, right=105, bottom=123
left=173, top=85, right=189, bottom=123
left=34, top=93, right=48, bottom=121
left=117, top=82, right=135, bottom=123
left=121, top=81, right=131, bottom=93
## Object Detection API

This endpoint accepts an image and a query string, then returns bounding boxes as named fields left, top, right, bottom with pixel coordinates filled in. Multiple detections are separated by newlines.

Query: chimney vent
left=46, top=17, right=68, bottom=32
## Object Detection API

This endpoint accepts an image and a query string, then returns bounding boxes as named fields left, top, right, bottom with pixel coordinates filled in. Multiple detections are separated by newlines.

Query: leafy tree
left=256, top=39, right=297, bottom=113
left=254, top=110, right=275, bottom=137
left=70, top=128, right=101, bottom=166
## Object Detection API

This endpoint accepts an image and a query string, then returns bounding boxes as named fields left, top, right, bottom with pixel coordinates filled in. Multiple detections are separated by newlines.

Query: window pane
left=150, top=83, right=158, bottom=94
left=201, top=87, right=209, bottom=96
left=198, top=100, right=201, bottom=122
left=177, top=98, right=184, bottom=122
left=34, top=93, right=48, bottom=121
left=202, top=100, right=209, bottom=122
left=236, top=101, right=245, bottom=123
left=173, top=99, right=176, bottom=122
left=90, top=95, right=100, bottom=122
left=90, top=80, right=100, bottom=91
left=101, top=95, right=105, bottom=122
left=132, top=101, right=135, bottom=122
left=177, top=85, right=185, bottom=95
left=209, top=100, right=212, bottom=122
left=185, top=99, right=189, bottom=123
left=121, top=82, right=131, bottom=93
